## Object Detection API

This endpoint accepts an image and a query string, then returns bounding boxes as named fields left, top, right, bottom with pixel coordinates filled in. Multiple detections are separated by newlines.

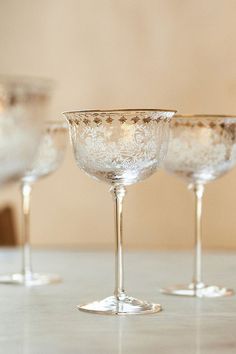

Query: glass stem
left=192, top=183, right=205, bottom=287
left=21, top=182, right=33, bottom=277
left=110, top=185, right=126, bottom=300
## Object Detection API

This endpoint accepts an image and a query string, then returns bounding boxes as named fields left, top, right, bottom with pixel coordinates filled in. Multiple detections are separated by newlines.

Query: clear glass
left=0, top=121, right=68, bottom=286
left=161, top=114, right=236, bottom=297
left=64, top=108, right=176, bottom=315
left=0, top=75, right=53, bottom=185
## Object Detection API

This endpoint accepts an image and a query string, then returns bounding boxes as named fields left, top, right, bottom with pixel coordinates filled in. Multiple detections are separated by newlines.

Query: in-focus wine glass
left=63, top=108, right=176, bottom=315
left=0, top=121, right=68, bottom=286
left=0, top=75, right=53, bottom=185
left=161, top=114, right=236, bottom=297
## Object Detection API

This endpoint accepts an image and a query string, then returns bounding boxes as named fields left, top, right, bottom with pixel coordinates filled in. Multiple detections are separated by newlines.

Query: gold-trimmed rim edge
left=62, top=108, right=177, bottom=115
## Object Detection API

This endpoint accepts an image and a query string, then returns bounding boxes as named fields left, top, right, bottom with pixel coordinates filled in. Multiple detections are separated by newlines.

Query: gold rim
left=45, top=120, right=66, bottom=124
left=63, top=108, right=177, bottom=114
left=175, top=114, right=236, bottom=119
left=44, top=120, right=67, bottom=129
left=0, top=75, right=55, bottom=91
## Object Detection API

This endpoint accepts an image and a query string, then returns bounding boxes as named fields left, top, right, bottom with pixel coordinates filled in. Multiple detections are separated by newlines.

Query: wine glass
left=63, top=108, right=176, bottom=315
left=0, top=121, right=68, bottom=286
left=0, top=75, right=53, bottom=185
left=161, top=114, right=236, bottom=297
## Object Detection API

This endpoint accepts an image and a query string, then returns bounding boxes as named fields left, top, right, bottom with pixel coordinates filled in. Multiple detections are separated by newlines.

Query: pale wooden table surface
left=0, top=249, right=235, bottom=354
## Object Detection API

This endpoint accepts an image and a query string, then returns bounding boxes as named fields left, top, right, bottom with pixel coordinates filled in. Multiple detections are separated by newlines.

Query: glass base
left=161, top=282, right=234, bottom=298
left=0, top=272, right=61, bottom=286
left=78, top=295, right=162, bottom=315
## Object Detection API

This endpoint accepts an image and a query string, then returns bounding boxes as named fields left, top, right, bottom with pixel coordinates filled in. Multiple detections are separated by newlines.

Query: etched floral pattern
left=22, top=123, right=67, bottom=183
left=164, top=116, right=236, bottom=184
left=65, top=110, right=174, bottom=185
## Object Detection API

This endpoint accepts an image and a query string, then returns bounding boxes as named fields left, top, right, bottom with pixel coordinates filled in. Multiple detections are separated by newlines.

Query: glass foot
left=78, top=295, right=162, bottom=315
left=161, top=282, right=234, bottom=298
left=0, top=272, right=61, bottom=286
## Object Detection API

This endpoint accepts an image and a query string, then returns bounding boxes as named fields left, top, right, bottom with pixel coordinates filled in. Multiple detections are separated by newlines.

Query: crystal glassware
left=0, top=121, right=68, bottom=286
left=0, top=76, right=52, bottom=185
left=63, top=108, right=176, bottom=315
left=161, top=114, right=236, bottom=297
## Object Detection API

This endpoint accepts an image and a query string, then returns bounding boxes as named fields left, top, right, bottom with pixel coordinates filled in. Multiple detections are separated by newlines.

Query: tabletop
left=0, top=248, right=235, bottom=354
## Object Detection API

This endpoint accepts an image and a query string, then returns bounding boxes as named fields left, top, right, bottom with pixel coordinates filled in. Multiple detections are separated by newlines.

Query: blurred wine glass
left=161, top=114, right=236, bottom=297
left=0, top=121, right=67, bottom=286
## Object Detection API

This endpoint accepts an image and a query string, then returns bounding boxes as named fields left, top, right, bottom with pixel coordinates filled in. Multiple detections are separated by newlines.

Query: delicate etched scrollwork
left=164, top=116, right=236, bottom=183
left=65, top=110, right=174, bottom=185
left=23, top=122, right=67, bottom=183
